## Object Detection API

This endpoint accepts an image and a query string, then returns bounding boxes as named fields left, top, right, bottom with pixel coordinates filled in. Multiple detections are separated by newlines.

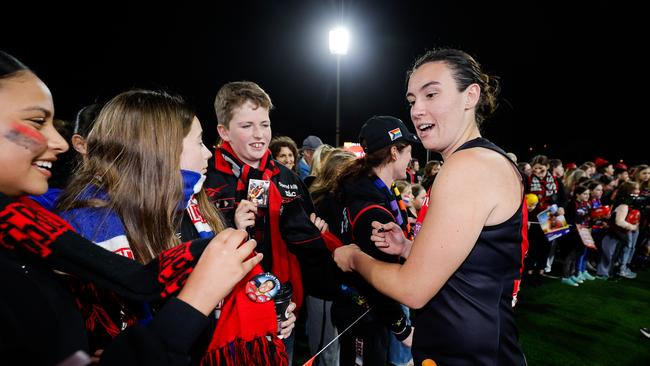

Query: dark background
left=2, top=1, right=646, bottom=165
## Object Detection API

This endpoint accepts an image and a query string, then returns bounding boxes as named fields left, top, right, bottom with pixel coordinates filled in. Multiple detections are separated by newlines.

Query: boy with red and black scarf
left=204, top=81, right=341, bottom=363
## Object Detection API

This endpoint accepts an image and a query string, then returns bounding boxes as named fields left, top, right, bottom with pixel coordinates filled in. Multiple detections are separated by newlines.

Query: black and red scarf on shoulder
left=213, top=141, right=304, bottom=312
left=0, top=194, right=287, bottom=366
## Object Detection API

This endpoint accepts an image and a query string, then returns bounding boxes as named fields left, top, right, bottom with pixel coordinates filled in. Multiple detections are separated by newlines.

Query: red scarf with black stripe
left=202, top=262, right=286, bottom=366
left=214, top=142, right=304, bottom=312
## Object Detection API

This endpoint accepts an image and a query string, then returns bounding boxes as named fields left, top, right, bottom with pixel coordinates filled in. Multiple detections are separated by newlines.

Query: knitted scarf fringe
left=200, top=334, right=288, bottom=366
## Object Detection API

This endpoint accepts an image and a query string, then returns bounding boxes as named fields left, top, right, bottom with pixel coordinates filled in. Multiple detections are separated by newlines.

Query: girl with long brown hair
left=57, top=90, right=224, bottom=262
left=55, top=89, right=291, bottom=365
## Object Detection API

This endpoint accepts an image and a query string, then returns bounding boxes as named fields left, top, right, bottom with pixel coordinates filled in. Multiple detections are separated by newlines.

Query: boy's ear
left=217, top=124, right=230, bottom=142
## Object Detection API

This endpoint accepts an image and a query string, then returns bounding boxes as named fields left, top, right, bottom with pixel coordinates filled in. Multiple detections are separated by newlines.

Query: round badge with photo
left=246, top=272, right=281, bottom=303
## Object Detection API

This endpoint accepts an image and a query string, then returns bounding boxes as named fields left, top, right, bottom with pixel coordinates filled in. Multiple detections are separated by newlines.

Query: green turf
left=516, top=269, right=650, bottom=365
left=293, top=269, right=650, bottom=365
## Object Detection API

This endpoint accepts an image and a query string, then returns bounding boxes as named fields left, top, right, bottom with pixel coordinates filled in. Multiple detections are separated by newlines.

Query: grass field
left=294, top=267, right=650, bottom=365
left=516, top=268, right=650, bottom=365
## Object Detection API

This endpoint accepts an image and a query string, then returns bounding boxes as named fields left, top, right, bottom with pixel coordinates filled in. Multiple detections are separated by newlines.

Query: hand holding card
left=248, top=179, right=270, bottom=208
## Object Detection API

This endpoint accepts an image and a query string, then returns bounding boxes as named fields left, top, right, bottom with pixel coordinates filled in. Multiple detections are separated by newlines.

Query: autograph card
left=248, top=179, right=270, bottom=207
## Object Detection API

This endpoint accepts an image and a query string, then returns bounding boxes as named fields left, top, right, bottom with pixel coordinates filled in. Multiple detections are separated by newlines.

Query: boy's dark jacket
left=204, top=143, right=341, bottom=310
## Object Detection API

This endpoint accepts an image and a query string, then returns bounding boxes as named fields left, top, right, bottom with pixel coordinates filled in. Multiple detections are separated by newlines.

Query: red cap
left=614, top=162, right=628, bottom=171
left=566, top=162, right=577, bottom=170
left=594, top=157, right=609, bottom=169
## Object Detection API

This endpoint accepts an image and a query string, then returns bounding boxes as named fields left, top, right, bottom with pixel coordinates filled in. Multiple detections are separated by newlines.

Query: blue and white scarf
left=182, top=170, right=213, bottom=239
left=35, top=170, right=213, bottom=258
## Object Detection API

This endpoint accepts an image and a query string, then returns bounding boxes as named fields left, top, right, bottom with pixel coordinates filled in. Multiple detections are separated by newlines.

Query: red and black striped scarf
left=528, top=172, right=558, bottom=210
left=0, top=194, right=287, bottom=366
left=214, top=142, right=304, bottom=313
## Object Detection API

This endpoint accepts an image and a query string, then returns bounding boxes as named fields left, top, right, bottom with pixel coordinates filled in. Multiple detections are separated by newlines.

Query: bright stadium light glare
left=329, top=27, right=350, bottom=55
left=329, top=26, right=350, bottom=146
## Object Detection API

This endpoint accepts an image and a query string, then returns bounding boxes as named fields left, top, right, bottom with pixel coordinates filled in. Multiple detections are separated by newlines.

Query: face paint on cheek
left=5, top=122, right=47, bottom=153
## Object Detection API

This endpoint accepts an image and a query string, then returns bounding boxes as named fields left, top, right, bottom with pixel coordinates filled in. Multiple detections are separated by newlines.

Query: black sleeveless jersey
left=412, top=138, right=528, bottom=366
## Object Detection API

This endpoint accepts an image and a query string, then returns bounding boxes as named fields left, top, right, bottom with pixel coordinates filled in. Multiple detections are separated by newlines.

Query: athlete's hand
left=333, top=244, right=362, bottom=272
left=371, top=221, right=412, bottom=258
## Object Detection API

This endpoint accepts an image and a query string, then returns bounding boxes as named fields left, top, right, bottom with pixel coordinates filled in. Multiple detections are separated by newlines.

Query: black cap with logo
left=359, top=115, right=420, bottom=154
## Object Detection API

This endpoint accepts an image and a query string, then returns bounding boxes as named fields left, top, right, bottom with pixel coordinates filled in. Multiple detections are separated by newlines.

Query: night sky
left=2, top=1, right=647, bottom=166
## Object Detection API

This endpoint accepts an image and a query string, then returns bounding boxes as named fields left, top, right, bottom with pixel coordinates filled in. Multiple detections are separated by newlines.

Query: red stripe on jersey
left=512, top=200, right=529, bottom=307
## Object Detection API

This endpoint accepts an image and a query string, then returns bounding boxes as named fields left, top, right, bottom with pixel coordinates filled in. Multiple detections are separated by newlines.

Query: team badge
left=246, top=272, right=281, bottom=303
